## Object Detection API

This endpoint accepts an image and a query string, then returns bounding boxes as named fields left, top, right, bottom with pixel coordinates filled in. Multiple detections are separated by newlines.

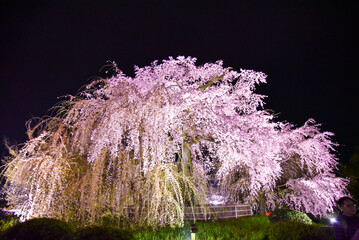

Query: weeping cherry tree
left=2, top=56, right=347, bottom=227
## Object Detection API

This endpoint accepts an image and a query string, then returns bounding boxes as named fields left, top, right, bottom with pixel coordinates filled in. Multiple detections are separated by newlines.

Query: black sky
left=0, top=0, right=358, bottom=163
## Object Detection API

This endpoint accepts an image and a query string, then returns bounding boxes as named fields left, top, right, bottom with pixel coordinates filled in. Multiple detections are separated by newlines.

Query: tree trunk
left=259, top=192, right=266, bottom=215
left=181, top=138, right=192, bottom=177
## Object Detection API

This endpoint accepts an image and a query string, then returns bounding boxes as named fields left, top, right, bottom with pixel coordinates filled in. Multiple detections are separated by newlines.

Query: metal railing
left=184, top=204, right=252, bottom=221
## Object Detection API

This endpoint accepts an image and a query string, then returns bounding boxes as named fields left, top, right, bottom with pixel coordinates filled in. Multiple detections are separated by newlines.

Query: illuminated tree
left=2, top=56, right=347, bottom=227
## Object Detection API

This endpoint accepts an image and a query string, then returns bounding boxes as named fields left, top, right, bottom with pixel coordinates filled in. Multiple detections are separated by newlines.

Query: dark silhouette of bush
left=74, top=225, right=134, bottom=240
left=2, top=217, right=75, bottom=240
left=0, top=215, right=20, bottom=234
left=267, top=221, right=334, bottom=240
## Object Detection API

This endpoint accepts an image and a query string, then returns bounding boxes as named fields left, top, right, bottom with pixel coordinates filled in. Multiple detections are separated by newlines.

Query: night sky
left=0, top=1, right=358, bottom=164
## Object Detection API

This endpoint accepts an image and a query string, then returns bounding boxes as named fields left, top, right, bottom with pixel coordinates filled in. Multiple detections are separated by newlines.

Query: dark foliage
left=2, top=217, right=75, bottom=240
left=267, top=221, right=334, bottom=240
left=74, top=225, right=134, bottom=240
left=0, top=215, right=20, bottom=234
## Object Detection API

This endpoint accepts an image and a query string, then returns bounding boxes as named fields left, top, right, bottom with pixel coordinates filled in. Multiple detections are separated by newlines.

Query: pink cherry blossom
left=2, top=56, right=348, bottom=227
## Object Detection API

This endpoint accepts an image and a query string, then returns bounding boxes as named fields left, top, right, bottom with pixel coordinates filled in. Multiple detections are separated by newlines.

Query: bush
left=0, top=215, right=20, bottom=233
left=74, top=225, right=134, bottom=240
left=2, top=217, right=75, bottom=240
left=267, top=221, right=334, bottom=240
left=268, top=221, right=314, bottom=240
left=269, top=209, right=312, bottom=224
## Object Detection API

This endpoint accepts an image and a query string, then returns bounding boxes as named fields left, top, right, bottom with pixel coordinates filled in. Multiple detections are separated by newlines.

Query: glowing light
left=330, top=218, right=337, bottom=224
left=191, top=224, right=198, bottom=240
left=208, top=194, right=226, bottom=205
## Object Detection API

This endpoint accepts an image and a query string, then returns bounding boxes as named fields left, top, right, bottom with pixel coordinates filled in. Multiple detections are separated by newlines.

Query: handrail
left=184, top=204, right=252, bottom=221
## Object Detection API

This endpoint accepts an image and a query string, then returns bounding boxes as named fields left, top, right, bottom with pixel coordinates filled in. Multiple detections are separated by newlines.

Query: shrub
left=269, top=209, right=312, bottom=224
left=267, top=221, right=316, bottom=240
left=0, top=215, right=20, bottom=233
left=74, top=225, right=134, bottom=240
left=267, top=221, right=335, bottom=240
left=2, top=217, right=75, bottom=240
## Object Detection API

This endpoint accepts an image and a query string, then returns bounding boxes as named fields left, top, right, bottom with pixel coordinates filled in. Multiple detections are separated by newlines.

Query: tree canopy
left=2, top=56, right=347, bottom=227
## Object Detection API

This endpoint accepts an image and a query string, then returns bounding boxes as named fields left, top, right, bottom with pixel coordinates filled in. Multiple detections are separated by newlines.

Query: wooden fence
left=184, top=204, right=252, bottom=221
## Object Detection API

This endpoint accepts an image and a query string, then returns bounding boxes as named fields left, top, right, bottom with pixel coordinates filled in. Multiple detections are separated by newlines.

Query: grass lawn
left=0, top=215, right=334, bottom=240
left=134, top=216, right=269, bottom=240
